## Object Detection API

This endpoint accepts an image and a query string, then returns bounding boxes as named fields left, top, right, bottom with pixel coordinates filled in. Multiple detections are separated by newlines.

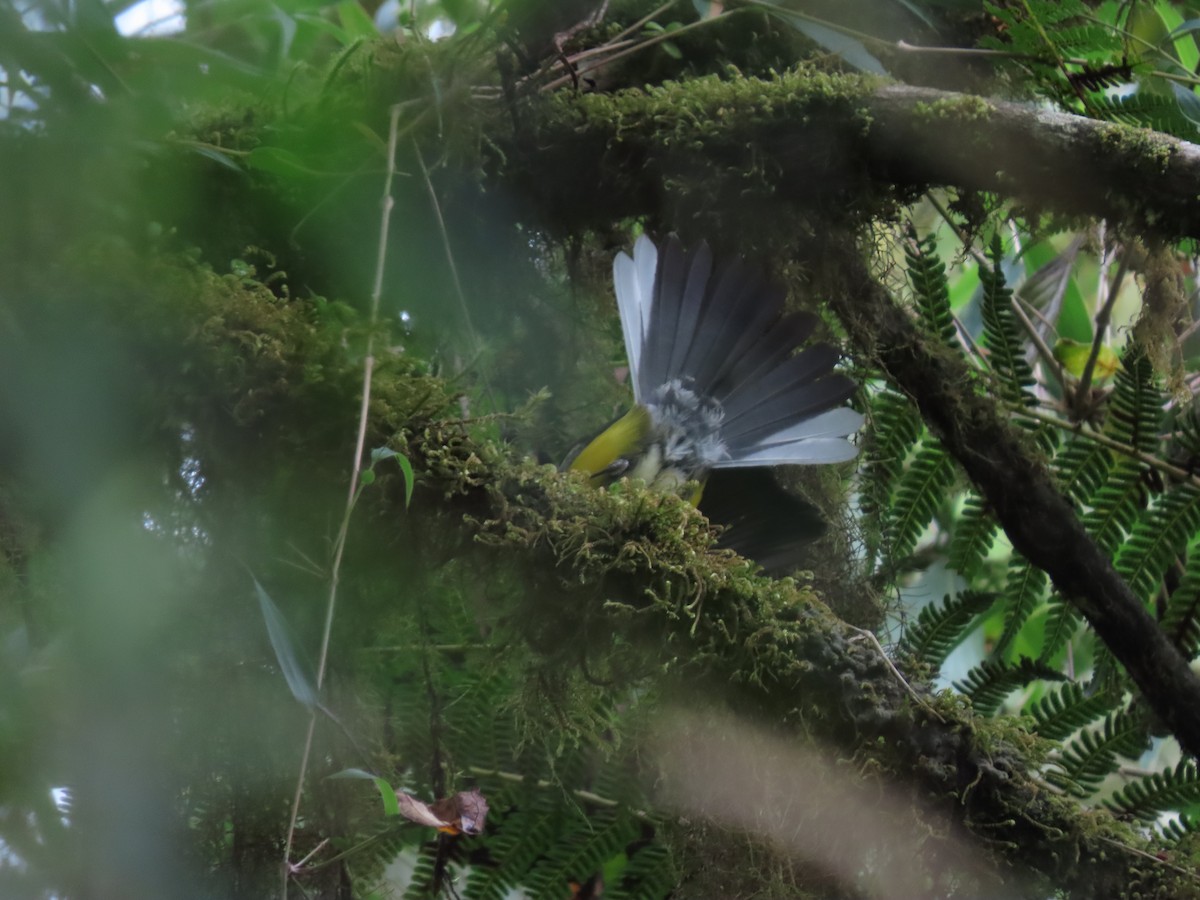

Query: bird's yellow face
left=569, top=405, right=704, bottom=506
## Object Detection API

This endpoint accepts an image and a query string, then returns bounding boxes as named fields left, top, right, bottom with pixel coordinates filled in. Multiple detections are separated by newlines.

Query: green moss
left=912, top=94, right=994, bottom=122
left=1097, top=121, right=1175, bottom=173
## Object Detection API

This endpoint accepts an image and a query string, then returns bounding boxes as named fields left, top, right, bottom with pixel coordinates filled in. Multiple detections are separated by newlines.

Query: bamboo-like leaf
left=254, top=578, right=318, bottom=708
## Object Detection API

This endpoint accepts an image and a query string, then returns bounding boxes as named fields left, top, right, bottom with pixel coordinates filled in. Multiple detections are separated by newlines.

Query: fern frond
left=1025, top=682, right=1114, bottom=741
left=610, top=842, right=677, bottom=899
left=1115, top=484, right=1200, bottom=604
left=1162, top=553, right=1200, bottom=658
left=402, top=845, right=441, bottom=899
left=980, top=235, right=1037, bottom=407
left=1052, top=433, right=1112, bottom=506
left=953, top=657, right=1065, bottom=716
left=887, top=439, right=956, bottom=561
left=1103, top=759, right=1200, bottom=822
left=947, top=494, right=998, bottom=580
left=524, top=814, right=642, bottom=899
left=861, top=388, right=923, bottom=521
left=903, top=225, right=956, bottom=346
left=897, top=591, right=995, bottom=669
left=1161, top=812, right=1199, bottom=843
left=1038, top=594, right=1081, bottom=662
left=1047, top=709, right=1151, bottom=797
left=1105, top=348, right=1162, bottom=454
left=1087, top=89, right=1200, bottom=139
left=1082, top=459, right=1152, bottom=553
left=993, top=556, right=1049, bottom=659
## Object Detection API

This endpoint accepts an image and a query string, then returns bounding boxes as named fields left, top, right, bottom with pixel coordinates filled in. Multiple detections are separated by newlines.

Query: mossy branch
left=395, top=419, right=1192, bottom=898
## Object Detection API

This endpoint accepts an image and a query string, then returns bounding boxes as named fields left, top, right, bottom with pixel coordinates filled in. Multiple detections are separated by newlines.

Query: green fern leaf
left=1025, top=682, right=1115, bottom=741
left=861, top=388, right=923, bottom=521
left=1103, top=759, right=1200, bottom=821
left=1083, top=459, right=1152, bottom=553
left=609, top=843, right=677, bottom=899
left=1161, top=813, right=1199, bottom=843
left=980, top=235, right=1037, bottom=407
left=525, top=815, right=641, bottom=899
left=1115, top=484, right=1200, bottom=604
left=1038, top=594, right=1081, bottom=662
left=887, top=439, right=956, bottom=560
left=1053, top=433, right=1112, bottom=506
left=897, top=591, right=995, bottom=669
left=1088, top=88, right=1200, bottom=139
left=953, top=657, right=1066, bottom=716
left=947, top=494, right=998, bottom=580
left=1162, top=552, right=1200, bottom=657
left=904, top=225, right=956, bottom=346
left=1047, top=709, right=1151, bottom=797
left=1105, top=347, right=1163, bottom=454
left=993, top=556, right=1049, bottom=659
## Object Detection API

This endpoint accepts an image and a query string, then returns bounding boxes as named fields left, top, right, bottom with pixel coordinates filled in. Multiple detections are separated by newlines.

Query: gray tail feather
left=634, top=234, right=860, bottom=464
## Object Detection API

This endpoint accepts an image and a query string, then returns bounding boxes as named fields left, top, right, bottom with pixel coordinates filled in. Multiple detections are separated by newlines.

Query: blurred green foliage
left=7, top=1, right=1200, bottom=898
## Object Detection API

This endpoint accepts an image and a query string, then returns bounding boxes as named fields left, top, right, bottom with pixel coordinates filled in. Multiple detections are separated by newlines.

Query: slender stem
left=539, top=13, right=730, bottom=92
left=1075, top=254, right=1127, bottom=413
left=1019, top=406, right=1200, bottom=490
left=282, top=102, right=404, bottom=898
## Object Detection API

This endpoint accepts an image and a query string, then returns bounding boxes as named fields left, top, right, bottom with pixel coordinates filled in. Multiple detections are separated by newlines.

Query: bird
left=566, top=233, right=863, bottom=571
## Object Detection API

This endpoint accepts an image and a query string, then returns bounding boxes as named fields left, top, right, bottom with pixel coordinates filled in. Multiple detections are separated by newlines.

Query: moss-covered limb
left=823, top=240, right=1200, bottom=766
left=5, top=246, right=1190, bottom=896
left=398, top=425, right=1193, bottom=898
left=500, top=76, right=1200, bottom=244
left=863, top=84, right=1200, bottom=239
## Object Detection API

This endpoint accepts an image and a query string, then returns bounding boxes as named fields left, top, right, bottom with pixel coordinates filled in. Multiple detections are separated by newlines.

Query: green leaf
left=254, top=578, right=318, bottom=708
left=336, top=1, right=380, bottom=41
left=328, top=768, right=401, bottom=817
left=756, top=4, right=888, bottom=75
left=359, top=469, right=376, bottom=486
left=371, top=447, right=414, bottom=507
left=188, top=144, right=244, bottom=173
left=245, top=146, right=315, bottom=179
left=1104, top=759, right=1200, bottom=821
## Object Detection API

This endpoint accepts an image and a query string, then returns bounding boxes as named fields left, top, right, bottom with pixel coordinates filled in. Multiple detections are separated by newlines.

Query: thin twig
left=539, top=13, right=730, bottom=92
left=282, top=102, right=405, bottom=899
left=467, top=766, right=653, bottom=819
left=847, top=624, right=945, bottom=723
left=1098, top=836, right=1200, bottom=884
left=1076, top=254, right=1127, bottom=412
left=1018, top=405, right=1200, bottom=490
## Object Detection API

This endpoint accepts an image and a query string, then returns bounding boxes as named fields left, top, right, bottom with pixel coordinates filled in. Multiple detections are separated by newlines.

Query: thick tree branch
left=863, top=84, right=1200, bottom=239
left=825, top=243, right=1200, bottom=762
left=402, top=423, right=1191, bottom=898
left=512, top=75, right=1200, bottom=241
